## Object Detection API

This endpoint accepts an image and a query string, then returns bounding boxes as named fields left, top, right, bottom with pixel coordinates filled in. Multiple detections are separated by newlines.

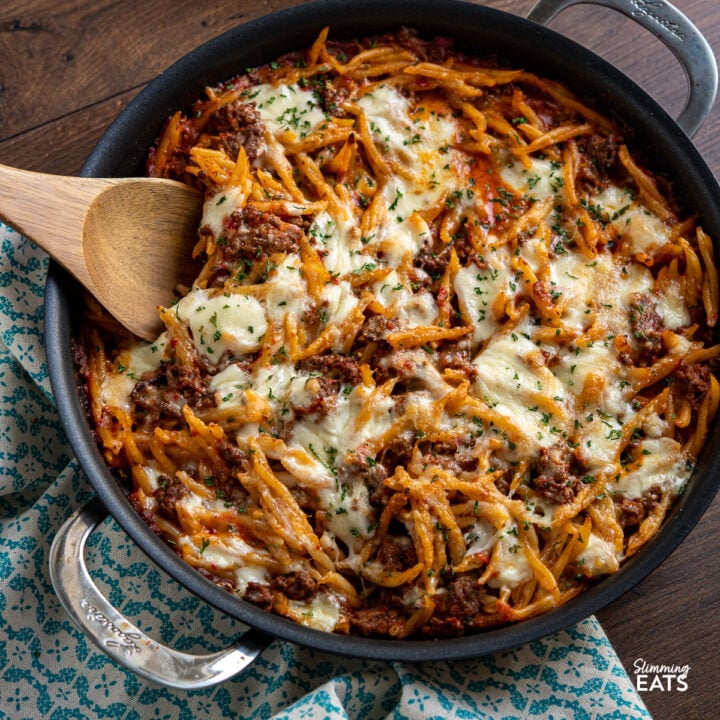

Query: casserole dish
left=45, top=0, right=720, bottom=688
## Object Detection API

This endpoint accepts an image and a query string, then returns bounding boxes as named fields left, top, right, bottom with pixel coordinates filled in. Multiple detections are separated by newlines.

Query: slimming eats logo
left=633, top=658, right=689, bottom=692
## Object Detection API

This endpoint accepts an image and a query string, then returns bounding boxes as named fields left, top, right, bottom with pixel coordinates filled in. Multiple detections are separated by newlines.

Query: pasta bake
left=77, top=28, right=720, bottom=638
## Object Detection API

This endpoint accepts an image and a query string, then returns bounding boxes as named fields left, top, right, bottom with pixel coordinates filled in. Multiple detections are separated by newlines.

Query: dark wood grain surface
left=1, top=1, right=717, bottom=717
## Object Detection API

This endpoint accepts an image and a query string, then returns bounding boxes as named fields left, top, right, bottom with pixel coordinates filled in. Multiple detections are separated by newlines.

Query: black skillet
left=44, top=0, right=719, bottom=688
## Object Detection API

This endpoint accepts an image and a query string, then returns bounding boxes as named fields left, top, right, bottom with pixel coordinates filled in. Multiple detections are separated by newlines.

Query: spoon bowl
left=0, top=164, right=203, bottom=341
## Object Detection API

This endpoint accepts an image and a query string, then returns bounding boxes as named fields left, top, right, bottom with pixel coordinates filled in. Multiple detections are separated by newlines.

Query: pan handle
left=48, top=497, right=272, bottom=689
left=527, top=0, right=718, bottom=137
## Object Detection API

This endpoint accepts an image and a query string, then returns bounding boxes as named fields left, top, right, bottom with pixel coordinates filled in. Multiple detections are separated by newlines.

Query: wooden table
left=1, top=1, right=717, bottom=717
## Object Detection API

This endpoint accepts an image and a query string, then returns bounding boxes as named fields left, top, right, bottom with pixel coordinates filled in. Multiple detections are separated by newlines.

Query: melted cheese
left=264, top=254, right=309, bottom=322
left=577, top=532, right=620, bottom=576
left=473, top=331, right=570, bottom=457
left=501, top=157, right=565, bottom=202
left=202, top=187, right=244, bottom=237
left=454, top=254, right=509, bottom=345
left=487, top=521, right=532, bottom=588
left=463, top=517, right=500, bottom=558
left=309, top=212, right=366, bottom=276
left=176, top=289, right=267, bottom=361
left=612, top=437, right=691, bottom=499
left=210, top=363, right=251, bottom=408
left=321, top=280, right=359, bottom=328
left=597, top=185, right=671, bottom=254
left=357, top=85, right=459, bottom=264
left=656, top=281, right=690, bottom=329
left=318, top=479, right=374, bottom=556
left=99, top=334, right=167, bottom=410
left=288, top=593, right=340, bottom=632
left=250, top=82, right=328, bottom=140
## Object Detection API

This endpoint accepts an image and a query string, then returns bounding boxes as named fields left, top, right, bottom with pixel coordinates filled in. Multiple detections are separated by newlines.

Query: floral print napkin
left=0, top=223, right=651, bottom=719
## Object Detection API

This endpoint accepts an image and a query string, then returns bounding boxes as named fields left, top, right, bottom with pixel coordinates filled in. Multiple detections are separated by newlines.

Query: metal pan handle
left=527, top=0, right=718, bottom=137
left=49, top=497, right=272, bottom=689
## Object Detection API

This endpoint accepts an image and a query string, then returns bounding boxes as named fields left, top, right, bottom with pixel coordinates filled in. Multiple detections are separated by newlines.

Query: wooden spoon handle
left=0, top=163, right=115, bottom=292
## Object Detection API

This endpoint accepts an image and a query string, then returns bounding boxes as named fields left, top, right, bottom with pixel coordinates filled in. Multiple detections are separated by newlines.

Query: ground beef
left=420, top=614, right=465, bottom=638
left=197, top=567, right=236, bottom=593
left=208, top=100, right=266, bottom=162
left=436, top=338, right=477, bottom=379
left=315, top=73, right=357, bottom=117
left=130, top=374, right=167, bottom=423
left=672, top=362, right=711, bottom=410
left=219, top=207, right=303, bottom=264
left=148, top=121, right=202, bottom=184
left=296, top=353, right=362, bottom=385
left=425, top=438, right=479, bottom=473
left=414, top=241, right=452, bottom=279
left=394, top=26, right=455, bottom=64
left=166, top=362, right=213, bottom=407
left=128, top=493, right=163, bottom=536
left=217, top=434, right=250, bottom=471
left=348, top=605, right=404, bottom=637
left=577, top=134, right=620, bottom=190
left=130, top=360, right=212, bottom=425
left=445, top=575, right=483, bottom=620
left=521, top=85, right=577, bottom=131
left=628, top=293, right=664, bottom=364
left=154, top=474, right=189, bottom=523
left=375, top=536, right=417, bottom=572
left=339, top=453, right=389, bottom=493
left=357, top=315, right=400, bottom=344
left=377, top=430, right=416, bottom=475
left=244, top=582, right=275, bottom=612
left=271, top=570, right=318, bottom=601
left=588, top=134, right=619, bottom=173
left=618, top=484, right=663, bottom=528
left=494, top=468, right=513, bottom=496
left=291, top=376, right=340, bottom=418
left=532, top=444, right=581, bottom=504
left=210, top=438, right=249, bottom=507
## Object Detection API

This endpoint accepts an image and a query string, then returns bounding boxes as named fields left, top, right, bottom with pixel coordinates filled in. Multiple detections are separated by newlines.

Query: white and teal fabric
left=0, top=222, right=652, bottom=719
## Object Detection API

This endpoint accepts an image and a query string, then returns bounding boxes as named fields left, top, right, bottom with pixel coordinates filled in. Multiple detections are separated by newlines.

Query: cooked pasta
left=76, top=28, right=720, bottom=638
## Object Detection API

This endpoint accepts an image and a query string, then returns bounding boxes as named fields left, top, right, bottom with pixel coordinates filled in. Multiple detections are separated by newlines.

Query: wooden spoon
left=0, top=163, right=204, bottom=341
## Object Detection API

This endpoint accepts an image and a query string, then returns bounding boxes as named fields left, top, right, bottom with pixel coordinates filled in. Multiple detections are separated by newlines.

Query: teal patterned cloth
left=0, top=222, right=652, bottom=719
